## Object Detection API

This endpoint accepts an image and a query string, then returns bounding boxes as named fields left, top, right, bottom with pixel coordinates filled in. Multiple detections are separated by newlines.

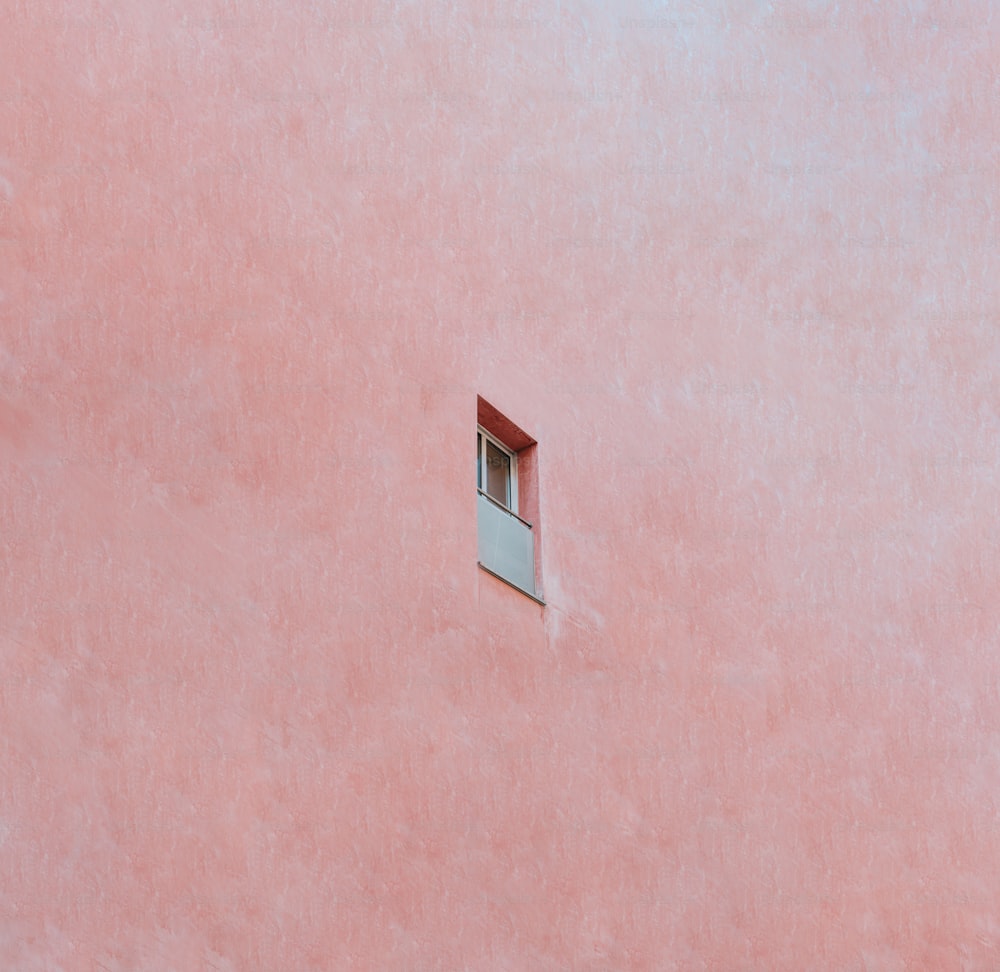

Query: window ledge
left=478, top=562, right=546, bottom=605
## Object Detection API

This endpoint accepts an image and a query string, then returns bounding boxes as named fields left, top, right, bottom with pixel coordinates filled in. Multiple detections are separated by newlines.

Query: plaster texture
left=2, top=1, right=1000, bottom=968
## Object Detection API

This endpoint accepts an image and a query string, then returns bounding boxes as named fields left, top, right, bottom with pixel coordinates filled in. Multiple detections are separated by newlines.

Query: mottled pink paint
left=2, top=1, right=1000, bottom=969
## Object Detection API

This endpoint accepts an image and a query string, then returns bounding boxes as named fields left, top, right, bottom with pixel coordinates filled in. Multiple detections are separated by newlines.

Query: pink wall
left=3, top=2, right=1000, bottom=968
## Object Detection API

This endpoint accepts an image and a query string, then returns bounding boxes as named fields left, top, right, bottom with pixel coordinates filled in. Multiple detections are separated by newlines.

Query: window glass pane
left=477, top=432, right=483, bottom=490
left=485, top=439, right=511, bottom=507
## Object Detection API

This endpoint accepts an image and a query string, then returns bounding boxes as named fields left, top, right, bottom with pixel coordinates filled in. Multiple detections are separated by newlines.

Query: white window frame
left=477, top=425, right=518, bottom=514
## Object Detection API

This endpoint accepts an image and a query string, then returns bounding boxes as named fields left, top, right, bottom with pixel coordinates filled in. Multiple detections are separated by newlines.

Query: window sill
left=478, top=562, right=546, bottom=606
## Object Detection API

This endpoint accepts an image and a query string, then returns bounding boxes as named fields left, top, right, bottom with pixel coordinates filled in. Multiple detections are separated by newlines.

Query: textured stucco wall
left=3, top=1, right=1000, bottom=968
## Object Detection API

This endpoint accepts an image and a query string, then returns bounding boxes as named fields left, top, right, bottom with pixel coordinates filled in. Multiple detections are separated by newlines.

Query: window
left=476, top=398, right=542, bottom=603
left=477, top=428, right=516, bottom=511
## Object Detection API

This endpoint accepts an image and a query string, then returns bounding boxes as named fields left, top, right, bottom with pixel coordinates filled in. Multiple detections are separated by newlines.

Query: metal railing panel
left=477, top=492, right=535, bottom=597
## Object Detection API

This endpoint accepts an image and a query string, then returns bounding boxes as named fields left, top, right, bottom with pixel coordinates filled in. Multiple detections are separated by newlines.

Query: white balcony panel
left=477, top=492, right=535, bottom=597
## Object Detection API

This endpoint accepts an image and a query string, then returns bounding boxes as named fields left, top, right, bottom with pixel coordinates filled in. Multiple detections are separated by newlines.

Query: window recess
left=476, top=397, right=542, bottom=603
